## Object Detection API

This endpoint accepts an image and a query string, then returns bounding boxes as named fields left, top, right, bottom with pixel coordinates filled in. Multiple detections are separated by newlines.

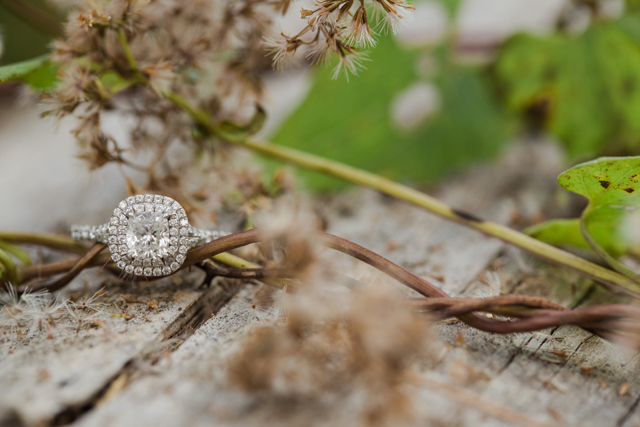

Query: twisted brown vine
left=2, top=229, right=639, bottom=348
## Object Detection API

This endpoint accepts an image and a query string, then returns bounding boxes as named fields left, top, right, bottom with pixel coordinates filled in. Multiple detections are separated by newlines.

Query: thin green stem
left=163, top=93, right=640, bottom=295
left=117, top=28, right=138, bottom=72
left=0, top=232, right=88, bottom=254
left=0, top=240, right=31, bottom=265
left=113, top=23, right=640, bottom=296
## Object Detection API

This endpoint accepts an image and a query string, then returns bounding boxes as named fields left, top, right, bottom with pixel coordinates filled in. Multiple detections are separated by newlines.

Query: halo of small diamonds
left=107, top=194, right=188, bottom=276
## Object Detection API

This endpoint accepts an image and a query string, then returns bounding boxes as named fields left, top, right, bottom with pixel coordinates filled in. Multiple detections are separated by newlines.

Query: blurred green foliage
left=0, top=0, right=62, bottom=65
left=273, top=4, right=640, bottom=191
left=0, top=53, right=58, bottom=88
left=493, top=14, right=640, bottom=158
left=273, top=37, right=514, bottom=191
left=0, top=53, right=47, bottom=80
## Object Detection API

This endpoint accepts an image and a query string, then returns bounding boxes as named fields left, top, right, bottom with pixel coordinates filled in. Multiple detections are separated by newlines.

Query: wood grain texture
left=4, top=142, right=637, bottom=427
left=0, top=270, right=241, bottom=426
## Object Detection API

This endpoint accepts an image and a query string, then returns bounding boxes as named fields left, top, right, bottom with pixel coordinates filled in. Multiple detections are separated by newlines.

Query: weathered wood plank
left=0, top=269, right=238, bottom=426
left=73, top=284, right=267, bottom=427
left=68, top=142, right=602, bottom=427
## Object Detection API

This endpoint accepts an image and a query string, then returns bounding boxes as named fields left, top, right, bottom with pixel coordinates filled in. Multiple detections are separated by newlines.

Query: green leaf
left=0, top=54, right=49, bottom=81
left=22, top=60, right=59, bottom=89
left=98, top=70, right=131, bottom=94
left=0, top=240, right=31, bottom=266
left=273, top=36, right=513, bottom=191
left=493, top=19, right=640, bottom=158
left=0, top=248, right=17, bottom=284
left=525, top=218, right=626, bottom=257
left=558, top=156, right=640, bottom=281
left=0, top=54, right=59, bottom=90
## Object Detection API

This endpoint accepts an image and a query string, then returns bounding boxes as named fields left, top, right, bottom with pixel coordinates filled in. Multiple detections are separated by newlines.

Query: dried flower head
left=372, top=0, right=415, bottom=34
left=255, top=197, right=322, bottom=281
left=46, top=0, right=296, bottom=211
left=45, top=0, right=411, bottom=214
left=264, top=0, right=413, bottom=77
left=226, top=274, right=433, bottom=425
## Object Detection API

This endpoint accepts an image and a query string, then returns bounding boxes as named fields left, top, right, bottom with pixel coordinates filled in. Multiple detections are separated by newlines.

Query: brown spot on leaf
left=599, top=180, right=611, bottom=189
left=624, top=188, right=635, bottom=194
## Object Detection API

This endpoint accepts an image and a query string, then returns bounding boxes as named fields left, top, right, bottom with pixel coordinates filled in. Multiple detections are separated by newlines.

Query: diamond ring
left=70, top=194, right=227, bottom=277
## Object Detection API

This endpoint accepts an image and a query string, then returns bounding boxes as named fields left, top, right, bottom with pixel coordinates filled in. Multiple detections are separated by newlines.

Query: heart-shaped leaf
left=558, top=157, right=640, bottom=281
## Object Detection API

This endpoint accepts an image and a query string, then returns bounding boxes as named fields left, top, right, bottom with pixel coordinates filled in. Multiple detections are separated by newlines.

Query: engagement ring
left=70, top=194, right=227, bottom=277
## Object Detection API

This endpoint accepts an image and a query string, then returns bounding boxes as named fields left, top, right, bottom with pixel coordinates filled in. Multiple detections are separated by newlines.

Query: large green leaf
left=272, top=36, right=513, bottom=191
left=493, top=19, right=640, bottom=158
left=558, top=157, right=640, bottom=280
left=0, top=54, right=49, bottom=81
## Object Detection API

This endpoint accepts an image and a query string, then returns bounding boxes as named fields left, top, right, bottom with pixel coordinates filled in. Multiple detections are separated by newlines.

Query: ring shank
left=71, top=224, right=227, bottom=248
left=70, top=224, right=109, bottom=244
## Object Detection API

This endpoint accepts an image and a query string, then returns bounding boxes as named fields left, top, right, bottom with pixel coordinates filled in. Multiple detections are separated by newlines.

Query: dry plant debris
left=0, top=285, right=108, bottom=342
left=226, top=282, right=432, bottom=425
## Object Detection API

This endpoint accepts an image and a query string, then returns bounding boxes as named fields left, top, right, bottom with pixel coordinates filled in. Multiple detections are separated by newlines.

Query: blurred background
left=0, top=0, right=637, bottom=230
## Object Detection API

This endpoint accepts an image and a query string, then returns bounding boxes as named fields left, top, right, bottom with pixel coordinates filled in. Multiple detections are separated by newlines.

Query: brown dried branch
left=24, top=243, right=108, bottom=293
left=197, top=259, right=292, bottom=279
left=19, top=252, right=112, bottom=283
left=6, top=230, right=640, bottom=347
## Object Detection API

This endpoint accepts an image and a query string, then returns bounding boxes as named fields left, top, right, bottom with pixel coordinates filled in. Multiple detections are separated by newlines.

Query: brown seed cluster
left=45, top=0, right=294, bottom=215
left=264, top=0, right=415, bottom=79
left=39, top=0, right=413, bottom=215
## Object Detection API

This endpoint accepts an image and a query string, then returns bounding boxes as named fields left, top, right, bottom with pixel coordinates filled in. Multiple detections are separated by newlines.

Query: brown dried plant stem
left=6, top=229, right=636, bottom=342
left=183, top=229, right=634, bottom=342
left=8, top=233, right=284, bottom=290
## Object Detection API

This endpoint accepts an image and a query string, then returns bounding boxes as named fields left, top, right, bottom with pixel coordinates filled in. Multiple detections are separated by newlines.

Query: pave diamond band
left=70, top=224, right=225, bottom=248
left=70, top=194, right=228, bottom=277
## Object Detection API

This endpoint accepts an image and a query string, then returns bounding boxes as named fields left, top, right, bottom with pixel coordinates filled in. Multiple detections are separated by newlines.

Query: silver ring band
left=70, top=224, right=227, bottom=248
left=70, top=194, right=228, bottom=277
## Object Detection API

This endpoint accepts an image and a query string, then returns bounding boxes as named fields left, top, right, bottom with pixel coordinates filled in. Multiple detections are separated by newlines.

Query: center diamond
left=126, top=212, right=170, bottom=260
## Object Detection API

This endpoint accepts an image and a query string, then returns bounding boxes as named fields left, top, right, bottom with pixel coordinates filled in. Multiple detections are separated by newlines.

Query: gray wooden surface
left=2, top=142, right=639, bottom=427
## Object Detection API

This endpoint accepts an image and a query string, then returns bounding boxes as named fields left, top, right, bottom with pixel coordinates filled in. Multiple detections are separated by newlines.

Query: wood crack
left=616, top=394, right=640, bottom=427
left=47, top=279, right=243, bottom=426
